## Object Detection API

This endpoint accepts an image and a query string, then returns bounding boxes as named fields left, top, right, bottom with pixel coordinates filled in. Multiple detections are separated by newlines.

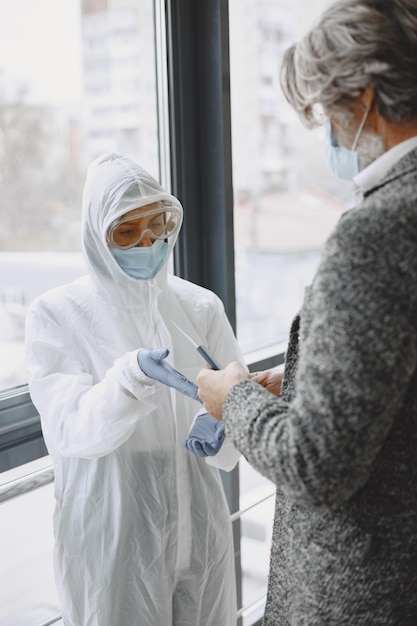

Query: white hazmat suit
left=25, top=153, right=243, bottom=626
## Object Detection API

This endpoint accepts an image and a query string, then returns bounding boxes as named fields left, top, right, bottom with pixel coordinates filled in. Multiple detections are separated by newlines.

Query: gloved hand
left=184, top=411, right=226, bottom=457
left=137, top=348, right=200, bottom=402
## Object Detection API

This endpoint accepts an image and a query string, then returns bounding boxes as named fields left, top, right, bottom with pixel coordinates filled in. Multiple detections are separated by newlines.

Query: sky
left=0, top=0, right=83, bottom=105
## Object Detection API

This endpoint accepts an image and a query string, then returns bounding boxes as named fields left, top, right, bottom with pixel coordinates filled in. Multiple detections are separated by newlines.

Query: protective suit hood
left=82, top=152, right=183, bottom=306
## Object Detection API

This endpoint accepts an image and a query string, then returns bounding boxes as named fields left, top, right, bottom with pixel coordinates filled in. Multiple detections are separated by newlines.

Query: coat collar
left=362, top=142, right=417, bottom=199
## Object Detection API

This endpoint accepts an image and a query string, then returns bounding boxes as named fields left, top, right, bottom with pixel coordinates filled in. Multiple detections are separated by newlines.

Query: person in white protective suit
left=25, top=152, right=244, bottom=626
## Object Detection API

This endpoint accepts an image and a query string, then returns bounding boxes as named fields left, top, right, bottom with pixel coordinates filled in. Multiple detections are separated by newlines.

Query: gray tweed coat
left=224, top=146, right=417, bottom=625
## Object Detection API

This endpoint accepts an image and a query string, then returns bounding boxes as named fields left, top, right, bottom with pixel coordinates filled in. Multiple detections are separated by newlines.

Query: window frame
left=0, top=1, right=286, bottom=623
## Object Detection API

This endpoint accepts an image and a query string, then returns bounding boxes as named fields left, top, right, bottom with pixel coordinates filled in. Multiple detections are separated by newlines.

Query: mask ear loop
left=351, top=106, right=370, bottom=151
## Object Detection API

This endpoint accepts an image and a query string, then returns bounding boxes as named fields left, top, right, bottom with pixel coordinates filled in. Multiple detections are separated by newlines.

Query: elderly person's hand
left=196, top=362, right=250, bottom=420
left=250, top=369, right=283, bottom=397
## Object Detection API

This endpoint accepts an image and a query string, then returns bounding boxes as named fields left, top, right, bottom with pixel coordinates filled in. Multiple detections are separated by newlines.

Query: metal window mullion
left=165, top=0, right=236, bottom=325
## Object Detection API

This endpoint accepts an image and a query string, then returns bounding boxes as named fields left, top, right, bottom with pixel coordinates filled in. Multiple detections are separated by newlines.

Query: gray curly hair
left=280, top=0, right=417, bottom=128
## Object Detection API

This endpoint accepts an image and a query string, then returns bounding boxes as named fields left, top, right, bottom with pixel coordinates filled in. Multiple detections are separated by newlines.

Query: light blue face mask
left=111, top=239, right=169, bottom=279
left=322, top=109, right=369, bottom=180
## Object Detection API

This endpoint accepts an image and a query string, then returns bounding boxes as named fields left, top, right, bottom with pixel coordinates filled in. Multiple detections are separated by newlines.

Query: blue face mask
left=111, top=240, right=169, bottom=279
left=322, top=109, right=369, bottom=180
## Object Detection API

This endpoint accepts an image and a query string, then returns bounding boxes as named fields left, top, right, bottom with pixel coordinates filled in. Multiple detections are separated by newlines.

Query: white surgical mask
left=322, top=108, right=369, bottom=180
left=111, top=239, right=168, bottom=279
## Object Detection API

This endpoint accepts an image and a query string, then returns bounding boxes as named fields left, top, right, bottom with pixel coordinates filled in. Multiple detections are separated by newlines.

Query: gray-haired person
left=196, top=1, right=417, bottom=624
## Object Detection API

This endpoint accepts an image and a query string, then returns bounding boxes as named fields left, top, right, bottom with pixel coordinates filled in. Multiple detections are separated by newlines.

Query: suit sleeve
left=25, top=298, right=158, bottom=460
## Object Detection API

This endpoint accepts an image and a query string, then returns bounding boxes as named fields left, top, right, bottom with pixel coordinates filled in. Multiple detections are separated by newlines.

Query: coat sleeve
left=25, top=298, right=159, bottom=460
left=223, top=204, right=417, bottom=507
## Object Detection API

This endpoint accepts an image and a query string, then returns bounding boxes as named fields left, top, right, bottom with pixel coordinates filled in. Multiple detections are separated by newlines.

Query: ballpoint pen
left=172, top=322, right=220, bottom=370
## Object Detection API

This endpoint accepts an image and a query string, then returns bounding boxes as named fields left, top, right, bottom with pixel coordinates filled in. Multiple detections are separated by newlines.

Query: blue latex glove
left=184, top=411, right=226, bottom=457
left=137, top=348, right=200, bottom=402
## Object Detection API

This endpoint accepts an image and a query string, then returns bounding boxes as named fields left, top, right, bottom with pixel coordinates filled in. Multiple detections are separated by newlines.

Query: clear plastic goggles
left=107, top=203, right=182, bottom=250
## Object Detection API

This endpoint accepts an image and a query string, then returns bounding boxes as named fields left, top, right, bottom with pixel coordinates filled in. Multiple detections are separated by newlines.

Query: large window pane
left=229, top=1, right=355, bottom=618
left=0, top=0, right=159, bottom=392
left=230, top=0, right=354, bottom=355
left=1, top=1, right=163, bottom=623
